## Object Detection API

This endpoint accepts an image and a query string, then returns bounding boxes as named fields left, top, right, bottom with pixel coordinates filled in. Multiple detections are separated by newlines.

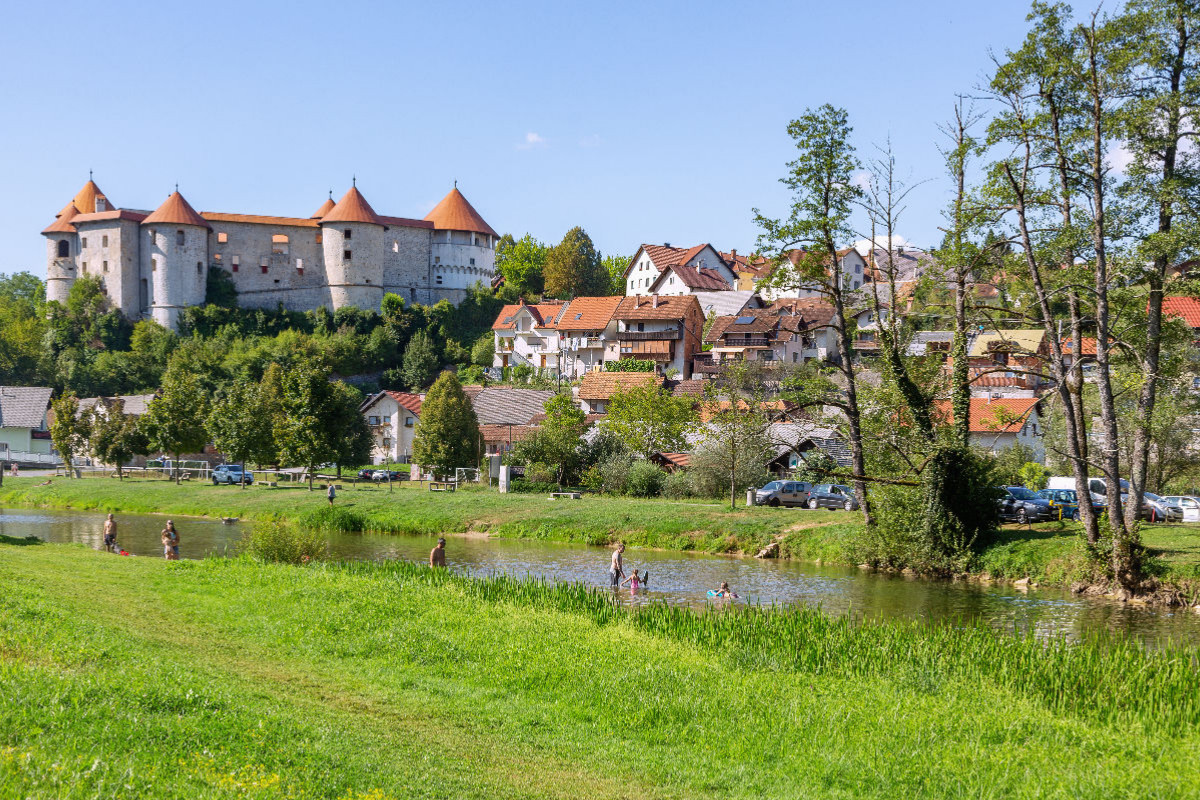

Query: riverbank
left=2, top=541, right=1199, bottom=798
left=2, top=476, right=1198, bottom=604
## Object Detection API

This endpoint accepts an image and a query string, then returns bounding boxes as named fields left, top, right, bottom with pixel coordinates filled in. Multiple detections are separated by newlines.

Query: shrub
left=510, top=479, right=563, bottom=493
left=297, top=505, right=368, bottom=533
left=598, top=455, right=633, bottom=494
left=240, top=519, right=328, bottom=564
left=662, top=469, right=696, bottom=499
left=626, top=461, right=666, bottom=497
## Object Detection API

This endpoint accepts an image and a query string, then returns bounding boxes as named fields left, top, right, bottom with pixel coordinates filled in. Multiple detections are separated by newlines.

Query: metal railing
left=616, top=329, right=681, bottom=341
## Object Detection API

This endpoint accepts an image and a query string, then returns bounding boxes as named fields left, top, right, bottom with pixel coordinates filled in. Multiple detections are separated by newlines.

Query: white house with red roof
left=490, top=300, right=570, bottom=372
left=935, top=397, right=1045, bottom=460
left=753, top=249, right=867, bottom=301
left=622, top=243, right=735, bottom=296
left=359, top=390, right=423, bottom=463
left=43, top=178, right=498, bottom=329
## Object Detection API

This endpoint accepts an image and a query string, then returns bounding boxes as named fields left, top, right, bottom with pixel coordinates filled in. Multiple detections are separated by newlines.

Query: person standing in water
left=327, top=483, right=336, bottom=507
left=429, top=537, right=447, bottom=568
left=609, top=543, right=626, bottom=588
left=102, top=513, right=118, bottom=553
left=161, top=520, right=180, bottom=561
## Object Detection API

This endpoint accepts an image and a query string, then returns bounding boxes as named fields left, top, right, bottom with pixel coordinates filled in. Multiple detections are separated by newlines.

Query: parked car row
left=356, top=468, right=409, bottom=482
left=754, top=481, right=859, bottom=511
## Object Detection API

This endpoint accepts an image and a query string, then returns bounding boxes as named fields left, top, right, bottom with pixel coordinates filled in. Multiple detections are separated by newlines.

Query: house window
left=102, top=261, right=108, bottom=273
left=231, top=255, right=239, bottom=272
left=637, top=323, right=645, bottom=332
left=344, top=250, right=352, bottom=261
left=383, top=439, right=392, bottom=449
left=344, top=229, right=352, bottom=240
left=405, top=416, right=415, bottom=427
left=82, top=237, right=88, bottom=248
left=176, top=230, right=185, bottom=246
left=369, top=416, right=380, bottom=426
left=217, top=232, right=228, bottom=244
left=57, top=240, right=69, bottom=258
left=669, top=277, right=675, bottom=285
left=102, top=235, right=109, bottom=247
left=792, top=352, right=798, bottom=363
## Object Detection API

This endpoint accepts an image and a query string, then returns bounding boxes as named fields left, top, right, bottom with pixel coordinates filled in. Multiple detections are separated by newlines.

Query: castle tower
left=320, top=185, right=385, bottom=311
left=41, top=179, right=114, bottom=306
left=424, top=187, right=498, bottom=301
left=140, top=190, right=210, bottom=329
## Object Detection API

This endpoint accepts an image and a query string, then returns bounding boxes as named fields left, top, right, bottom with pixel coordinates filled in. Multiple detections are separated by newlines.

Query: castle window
left=57, top=240, right=69, bottom=258
left=151, top=259, right=157, bottom=272
left=213, top=253, right=222, bottom=262
left=197, top=261, right=203, bottom=274
left=82, top=237, right=88, bottom=248
left=272, top=234, right=289, bottom=255
left=176, top=230, right=185, bottom=246
left=434, top=256, right=441, bottom=264
left=103, top=261, right=108, bottom=273
left=316, top=233, right=322, bottom=244
left=261, top=256, right=269, bottom=274
left=436, top=275, right=443, bottom=285
left=344, top=250, right=352, bottom=261
left=470, top=258, right=476, bottom=266
left=296, top=258, right=303, bottom=276
left=81, top=262, right=88, bottom=273
left=231, top=255, right=239, bottom=272
left=393, top=241, right=398, bottom=253
left=343, top=229, right=352, bottom=240
left=102, top=235, right=109, bottom=247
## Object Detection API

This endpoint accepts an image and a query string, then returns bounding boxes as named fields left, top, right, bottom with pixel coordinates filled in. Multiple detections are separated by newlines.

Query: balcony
left=724, top=336, right=772, bottom=348
left=616, top=329, right=681, bottom=342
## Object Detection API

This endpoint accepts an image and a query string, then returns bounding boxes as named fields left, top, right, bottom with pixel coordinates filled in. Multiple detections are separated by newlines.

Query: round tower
left=141, top=190, right=210, bottom=329
left=424, top=187, right=498, bottom=301
left=320, top=185, right=385, bottom=311
left=42, top=179, right=114, bottom=306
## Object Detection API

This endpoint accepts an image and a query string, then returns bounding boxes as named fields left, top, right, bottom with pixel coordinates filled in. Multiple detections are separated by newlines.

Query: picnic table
left=429, top=481, right=457, bottom=492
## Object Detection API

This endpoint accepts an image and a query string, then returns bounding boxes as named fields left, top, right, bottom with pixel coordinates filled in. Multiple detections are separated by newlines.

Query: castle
left=42, top=178, right=499, bottom=329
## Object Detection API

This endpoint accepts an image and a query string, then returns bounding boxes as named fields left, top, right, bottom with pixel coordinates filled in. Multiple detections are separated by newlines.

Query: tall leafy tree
left=49, top=393, right=87, bottom=477
left=605, top=384, right=696, bottom=459
left=207, top=380, right=277, bottom=485
left=601, top=253, right=631, bottom=295
left=544, top=227, right=608, bottom=298
left=509, top=394, right=589, bottom=487
left=273, top=360, right=348, bottom=490
left=495, top=233, right=548, bottom=298
left=401, top=330, right=439, bottom=389
left=86, top=399, right=149, bottom=480
left=412, top=371, right=480, bottom=477
left=141, top=368, right=210, bottom=483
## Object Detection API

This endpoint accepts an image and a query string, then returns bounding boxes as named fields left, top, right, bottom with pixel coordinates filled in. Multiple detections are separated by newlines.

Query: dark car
left=372, top=469, right=406, bottom=482
left=998, top=486, right=1055, bottom=523
left=1037, top=488, right=1081, bottom=521
left=806, top=484, right=859, bottom=511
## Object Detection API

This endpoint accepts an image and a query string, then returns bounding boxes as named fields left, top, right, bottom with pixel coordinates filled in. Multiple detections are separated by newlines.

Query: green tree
left=605, top=384, right=696, bottom=459
left=328, top=381, right=373, bottom=476
left=273, top=360, right=350, bottom=490
left=205, top=267, right=238, bottom=307
left=207, top=380, right=277, bottom=485
left=601, top=253, right=630, bottom=295
left=141, top=369, right=211, bottom=483
left=544, top=227, right=608, bottom=298
left=86, top=399, right=149, bottom=480
left=401, top=330, right=439, bottom=389
left=471, top=333, right=495, bottom=367
left=412, top=371, right=480, bottom=477
left=495, top=233, right=547, bottom=297
left=49, top=393, right=87, bottom=476
left=0, top=272, right=47, bottom=385
left=509, top=394, right=588, bottom=487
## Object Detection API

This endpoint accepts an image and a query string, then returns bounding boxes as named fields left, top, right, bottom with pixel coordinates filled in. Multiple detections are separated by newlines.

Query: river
left=3, top=506, right=1199, bottom=646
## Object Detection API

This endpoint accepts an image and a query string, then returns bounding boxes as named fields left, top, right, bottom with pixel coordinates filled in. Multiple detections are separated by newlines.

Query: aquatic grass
left=333, top=558, right=1200, bottom=731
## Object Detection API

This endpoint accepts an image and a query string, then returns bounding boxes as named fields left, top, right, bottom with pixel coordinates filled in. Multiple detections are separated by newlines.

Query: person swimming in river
left=709, top=581, right=738, bottom=599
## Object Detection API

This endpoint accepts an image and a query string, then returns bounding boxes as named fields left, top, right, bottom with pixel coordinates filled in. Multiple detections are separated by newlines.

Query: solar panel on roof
left=735, top=315, right=755, bottom=324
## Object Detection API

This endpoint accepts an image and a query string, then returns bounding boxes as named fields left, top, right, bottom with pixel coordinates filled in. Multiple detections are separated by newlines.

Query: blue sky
left=0, top=0, right=1035, bottom=279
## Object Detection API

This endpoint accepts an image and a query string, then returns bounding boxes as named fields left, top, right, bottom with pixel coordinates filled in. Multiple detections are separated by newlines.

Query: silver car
left=755, top=480, right=813, bottom=507
left=807, top=484, right=859, bottom=511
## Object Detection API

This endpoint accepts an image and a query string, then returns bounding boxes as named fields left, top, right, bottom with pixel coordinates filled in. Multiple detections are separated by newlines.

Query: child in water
left=711, top=581, right=738, bottom=599
left=621, top=568, right=642, bottom=592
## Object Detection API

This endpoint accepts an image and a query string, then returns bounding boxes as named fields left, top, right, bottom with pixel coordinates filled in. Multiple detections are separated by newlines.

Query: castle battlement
left=42, top=179, right=498, bottom=328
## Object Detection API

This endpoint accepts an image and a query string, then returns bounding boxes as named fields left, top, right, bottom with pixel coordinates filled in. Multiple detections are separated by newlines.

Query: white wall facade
left=142, top=224, right=208, bottom=329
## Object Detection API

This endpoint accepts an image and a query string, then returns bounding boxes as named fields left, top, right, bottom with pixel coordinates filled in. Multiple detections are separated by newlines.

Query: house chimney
left=95, top=197, right=106, bottom=213
left=664, top=242, right=671, bottom=248
left=652, top=294, right=659, bottom=308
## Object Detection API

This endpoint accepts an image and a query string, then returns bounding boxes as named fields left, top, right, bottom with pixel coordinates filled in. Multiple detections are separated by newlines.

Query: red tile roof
left=577, top=371, right=663, bottom=401
left=321, top=186, right=383, bottom=225
left=1163, top=296, right=1200, bottom=328
left=653, top=262, right=732, bottom=291
left=42, top=203, right=79, bottom=234
left=555, top=296, right=623, bottom=331
left=424, top=188, right=497, bottom=237
left=311, top=197, right=336, bottom=219
left=615, top=294, right=701, bottom=321
left=204, top=212, right=319, bottom=228
left=491, top=301, right=569, bottom=330
left=142, top=191, right=211, bottom=229
left=71, top=180, right=111, bottom=214
left=73, top=209, right=149, bottom=225
left=934, top=397, right=1039, bottom=433
left=384, top=391, right=423, bottom=416
left=479, top=424, right=540, bottom=444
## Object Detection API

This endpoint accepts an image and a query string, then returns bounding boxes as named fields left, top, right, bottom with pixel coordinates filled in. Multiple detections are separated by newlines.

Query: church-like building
left=43, top=178, right=498, bottom=329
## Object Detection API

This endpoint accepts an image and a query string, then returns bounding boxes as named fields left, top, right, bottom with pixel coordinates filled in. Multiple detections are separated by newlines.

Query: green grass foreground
left=2, top=542, right=1199, bottom=799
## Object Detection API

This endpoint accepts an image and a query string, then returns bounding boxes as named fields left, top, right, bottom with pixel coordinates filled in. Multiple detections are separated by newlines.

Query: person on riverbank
left=621, top=568, right=642, bottom=593
left=103, top=514, right=118, bottom=553
left=327, top=483, right=336, bottom=507
left=430, top=537, right=447, bottom=568
left=161, top=520, right=180, bottom=561
left=609, top=543, right=626, bottom=588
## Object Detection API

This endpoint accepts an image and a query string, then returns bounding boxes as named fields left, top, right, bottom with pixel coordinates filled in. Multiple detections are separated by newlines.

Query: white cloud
left=1106, top=143, right=1135, bottom=174
left=517, top=131, right=547, bottom=150
left=852, top=235, right=915, bottom=255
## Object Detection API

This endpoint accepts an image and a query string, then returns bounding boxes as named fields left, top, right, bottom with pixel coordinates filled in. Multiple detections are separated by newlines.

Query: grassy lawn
left=2, top=541, right=1199, bottom=799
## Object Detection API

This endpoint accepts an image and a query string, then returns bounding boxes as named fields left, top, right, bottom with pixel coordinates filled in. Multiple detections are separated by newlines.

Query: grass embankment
left=2, top=541, right=1199, bottom=799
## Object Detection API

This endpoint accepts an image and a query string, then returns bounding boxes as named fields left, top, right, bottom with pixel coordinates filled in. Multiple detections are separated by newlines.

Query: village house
left=576, top=371, right=663, bottom=415
left=622, top=244, right=734, bottom=296
left=550, top=296, right=624, bottom=380
left=613, top=294, right=704, bottom=377
left=0, top=387, right=54, bottom=464
left=358, top=391, right=423, bottom=463
left=967, top=329, right=1047, bottom=390
left=490, top=300, right=569, bottom=372
left=936, top=397, right=1045, bottom=460
left=752, top=248, right=868, bottom=301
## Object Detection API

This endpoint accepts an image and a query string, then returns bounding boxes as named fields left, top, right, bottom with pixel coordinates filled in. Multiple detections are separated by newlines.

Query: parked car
left=1037, top=488, right=1081, bottom=521
left=1141, top=492, right=1182, bottom=522
left=357, top=468, right=376, bottom=480
left=211, top=464, right=253, bottom=486
left=371, top=469, right=406, bottom=482
left=1160, top=496, right=1200, bottom=522
left=997, top=486, right=1055, bottom=523
left=806, top=484, right=858, bottom=511
left=755, top=480, right=812, bottom=507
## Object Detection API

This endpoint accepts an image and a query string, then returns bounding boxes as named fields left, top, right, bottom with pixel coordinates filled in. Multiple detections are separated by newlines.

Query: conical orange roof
left=321, top=186, right=382, bottom=225
left=43, top=202, right=79, bottom=234
left=72, top=179, right=111, bottom=214
left=142, top=191, right=210, bottom=228
left=424, top=187, right=497, bottom=237
left=311, top=196, right=336, bottom=219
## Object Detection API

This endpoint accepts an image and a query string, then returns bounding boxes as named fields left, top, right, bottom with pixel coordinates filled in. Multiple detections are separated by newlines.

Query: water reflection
left=3, top=507, right=1197, bottom=646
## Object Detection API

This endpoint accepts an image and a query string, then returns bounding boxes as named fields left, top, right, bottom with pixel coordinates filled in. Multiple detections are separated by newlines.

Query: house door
left=540, top=355, right=546, bottom=368
left=501, top=354, right=509, bottom=368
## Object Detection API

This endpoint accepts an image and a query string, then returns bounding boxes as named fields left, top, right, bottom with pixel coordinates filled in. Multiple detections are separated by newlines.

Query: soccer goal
left=455, top=467, right=481, bottom=485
